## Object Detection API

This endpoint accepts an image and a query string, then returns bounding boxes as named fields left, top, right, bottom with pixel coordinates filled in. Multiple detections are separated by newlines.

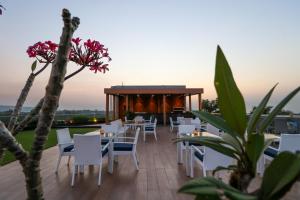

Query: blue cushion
left=173, top=122, right=180, bottom=125
left=264, top=147, right=278, bottom=158
left=101, top=139, right=109, bottom=145
left=145, top=127, right=154, bottom=131
left=63, top=145, right=74, bottom=152
left=114, top=143, right=133, bottom=151
left=194, top=151, right=203, bottom=161
left=102, top=147, right=108, bottom=157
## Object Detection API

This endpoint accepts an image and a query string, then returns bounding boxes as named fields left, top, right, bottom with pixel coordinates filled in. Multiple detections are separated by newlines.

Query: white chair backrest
left=177, top=116, right=184, bottom=121
left=111, top=119, right=122, bottom=128
left=73, top=134, right=101, bottom=165
left=279, top=134, right=300, bottom=153
left=56, top=128, right=72, bottom=145
left=178, top=125, right=196, bottom=136
left=184, top=118, right=192, bottom=125
left=101, top=124, right=119, bottom=134
left=191, top=118, right=201, bottom=130
left=207, top=123, right=221, bottom=136
left=134, top=116, right=144, bottom=123
left=203, top=147, right=233, bottom=171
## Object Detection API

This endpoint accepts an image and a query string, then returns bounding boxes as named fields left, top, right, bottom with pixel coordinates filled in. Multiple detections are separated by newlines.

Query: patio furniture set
left=55, top=116, right=158, bottom=186
left=171, top=117, right=300, bottom=178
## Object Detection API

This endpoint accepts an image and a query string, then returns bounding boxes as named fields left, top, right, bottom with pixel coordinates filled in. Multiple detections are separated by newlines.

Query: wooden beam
left=163, top=95, right=166, bottom=126
left=189, top=94, right=192, bottom=111
left=183, top=95, right=186, bottom=111
left=105, top=94, right=109, bottom=123
left=198, top=93, right=202, bottom=110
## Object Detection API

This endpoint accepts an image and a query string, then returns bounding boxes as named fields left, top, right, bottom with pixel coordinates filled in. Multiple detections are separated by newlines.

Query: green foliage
left=179, top=46, right=300, bottom=199
left=215, top=46, right=247, bottom=136
left=71, top=115, right=90, bottom=124
left=202, top=98, right=219, bottom=113
left=125, top=111, right=135, bottom=120
left=258, top=152, right=300, bottom=200
left=31, top=60, right=37, bottom=72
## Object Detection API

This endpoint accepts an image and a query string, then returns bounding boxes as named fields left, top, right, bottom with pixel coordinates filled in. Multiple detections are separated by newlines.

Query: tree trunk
left=24, top=9, right=80, bottom=200
left=8, top=73, right=35, bottom=131
left=229, top=169, right=254, bottom=192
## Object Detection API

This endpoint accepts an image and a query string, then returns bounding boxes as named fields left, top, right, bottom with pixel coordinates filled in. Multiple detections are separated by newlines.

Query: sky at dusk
left=0, top=1, right=300, bottom=112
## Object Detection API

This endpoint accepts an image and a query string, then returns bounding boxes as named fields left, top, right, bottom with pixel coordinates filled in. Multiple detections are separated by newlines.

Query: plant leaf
left=259, top=86, right=300, bottom=133
left=178, top=136, right=240, bottom=160
left=245, top=133, right=264, bottom=174
left=212, top=165, right=238, bottom=175
left=259, top=152, right=300, bottom=200
left=31, top=60, right=37, bottom=72
left=214, top=46, right=247, bottom=136
left=247, top=84, right=277, bottom=134
left=179, top=177, right=257, bottom=200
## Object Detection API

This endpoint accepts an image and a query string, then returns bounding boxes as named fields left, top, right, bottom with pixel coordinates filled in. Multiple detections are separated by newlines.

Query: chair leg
left=190, top=153, right=194, bottom=178
left=154, top=131, right=157, bottom=141
left=135, top=152, right=139, bottom=164
left=185, top=147, right=189, bottom=176
left=55, top=155, right=62, bottom=173
left=132, top=153, right=139, bottom=170
left=98, top=164, right=102, bottom=186
left=203, top=167, right=207, bottom=177
left=67, top=156, right=71, bottom=166
left=71, top=164, right=76, bottom=186
left=144, top=131, right=146, bottom=142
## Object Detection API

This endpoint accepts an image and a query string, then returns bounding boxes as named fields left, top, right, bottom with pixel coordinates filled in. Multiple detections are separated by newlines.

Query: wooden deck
left=0, top=126, right=195, bottom=200
left=1, top=126, right=300, bottom=200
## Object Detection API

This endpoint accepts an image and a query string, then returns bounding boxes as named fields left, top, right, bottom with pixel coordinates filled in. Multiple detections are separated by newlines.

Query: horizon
left=1, top=1, right=300, bottom=112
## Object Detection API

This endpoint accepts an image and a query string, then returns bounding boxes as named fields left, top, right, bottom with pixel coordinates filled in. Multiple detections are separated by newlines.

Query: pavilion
left=104, top=85, right=204, bottom=125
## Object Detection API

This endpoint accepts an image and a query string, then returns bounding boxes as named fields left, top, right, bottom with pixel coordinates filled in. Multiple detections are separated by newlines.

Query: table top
left=85, top=129, right=116, bottom=138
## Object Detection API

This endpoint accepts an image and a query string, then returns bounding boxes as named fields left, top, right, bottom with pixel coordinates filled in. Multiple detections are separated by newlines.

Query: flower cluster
left=70, top=38, right=111, bottom=73
left=26, top=41, right=58, bottom=63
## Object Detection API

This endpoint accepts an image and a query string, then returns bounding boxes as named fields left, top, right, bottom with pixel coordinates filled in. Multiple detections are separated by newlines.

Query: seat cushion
left=194, top=151, right=203, bottom=161
left=102, top=147, right=108, bottom=157
left=101, top=139, right=109, bottom=145
left=264, top=147, right=278, bottom=158
left=173, top=122, right=180, bottom=126
left=63, top=145, right=74, bottom=152
left=114, top=143, right=133, bottom=151
left=145, top=127, right=154, bottom=131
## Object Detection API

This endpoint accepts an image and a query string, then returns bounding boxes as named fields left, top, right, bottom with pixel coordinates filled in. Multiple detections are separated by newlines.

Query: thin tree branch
left=0, top=121, right=28, bottom=168
left=33, top=62, right=50, bottom=77
left=25, top=9, right=80, bottom=200
left=64, top=65, right=86, bottom=80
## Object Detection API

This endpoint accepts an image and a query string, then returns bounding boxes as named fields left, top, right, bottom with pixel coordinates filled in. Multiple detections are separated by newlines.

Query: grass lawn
left=0, top=128, right=98, bottom=166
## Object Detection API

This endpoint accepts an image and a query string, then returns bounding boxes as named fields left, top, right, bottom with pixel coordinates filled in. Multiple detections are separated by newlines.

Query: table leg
left=108, top=139, right=114, bottom=174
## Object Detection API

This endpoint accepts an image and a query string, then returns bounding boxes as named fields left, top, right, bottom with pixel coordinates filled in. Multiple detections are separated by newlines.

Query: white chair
left=56, top=128, right=74, bottom=173
left=169, top=117, right=179, bottom=133
left=264, top=134, right=300, bottom=167
left=177, top=117, right=184, bottom=125
left=110, top=128, right=140, bottom=172
left=134, top=116, right=144, bottom=123
left=206, top=123, right=222, bottom=136
left=143, top=118, right=157, bottom=142
left=190, top=145, right=233, bottom=177
left=111, top=119, right=128, bottom=136
left=177, top=125, right=196, bottom=164
left=71, top=134, right=109, bottom=186
left=191, top=118, right=201, bottom=130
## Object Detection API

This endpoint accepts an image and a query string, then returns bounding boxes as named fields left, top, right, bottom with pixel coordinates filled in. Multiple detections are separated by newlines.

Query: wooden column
left=198, top=93, right=202, bottom=110
left=125, top=95, right=129, bottom=111
left=105, top=94, right=109, bottom=123
left=163, top=95, right=166, bottom=126
left=189, top=94, right=192, bottom=111
left=183, top=95, right=186, bottom=111
left=112, top=95, right=116, bottom=120
left=116, top=95, right=119, bottom=119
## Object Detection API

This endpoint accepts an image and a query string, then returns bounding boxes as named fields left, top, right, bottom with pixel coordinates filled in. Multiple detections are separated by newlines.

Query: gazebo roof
left=104, top=85, right=203, bottom=95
